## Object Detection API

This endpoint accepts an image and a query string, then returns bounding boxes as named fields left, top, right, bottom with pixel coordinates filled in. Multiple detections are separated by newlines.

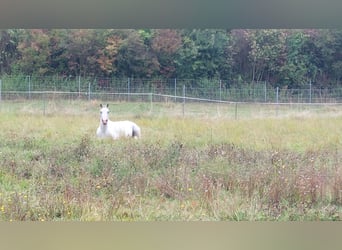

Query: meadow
left=0, top=100, right=342, bottom=221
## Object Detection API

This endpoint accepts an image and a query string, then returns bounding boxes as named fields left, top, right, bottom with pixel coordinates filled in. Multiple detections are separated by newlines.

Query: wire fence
left=1, top=75, right=342, bottom=119
left=1, top=75, right=342, bottom=103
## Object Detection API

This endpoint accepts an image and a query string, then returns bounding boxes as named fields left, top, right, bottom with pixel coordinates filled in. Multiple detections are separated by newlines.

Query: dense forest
left=1, top=29, right=342, bottom=88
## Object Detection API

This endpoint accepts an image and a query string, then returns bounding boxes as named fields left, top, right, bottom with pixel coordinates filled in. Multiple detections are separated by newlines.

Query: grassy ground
left=0, top=100, right=342, bottom=221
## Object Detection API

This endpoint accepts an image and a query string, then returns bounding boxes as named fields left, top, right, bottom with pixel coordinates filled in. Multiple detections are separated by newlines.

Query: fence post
left=27, top=75, right=31, bottom=99
left=43, top=92, right=46, bottom=116
left=78, top=75, right=81, bottom=98
left=276, top=87, right=279, bottom=116
left=174, top=78, right=177, bottom=102
left=183, top=85, right=185, bottom=117
left=127, top=77, right=130, bottom=102
left=219, top=79, right=222, bottom=101
left=309, top=80, right=312, bottom=103
left=264, top=81, right=267, bottom=102
left=88, top=79, right=91, bottom=101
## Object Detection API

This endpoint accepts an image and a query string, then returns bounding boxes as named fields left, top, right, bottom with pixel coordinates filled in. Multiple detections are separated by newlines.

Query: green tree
left=277, top=30, right=325, bottom=87
left=62, top=29, right=100, bottom=76
left=16, top=29, right=51, bottom=75
left=313, top=29, right=342, bottom=85
left=151, top=29, right=182, bottom=78
left=96, top=32, right=123, bottom=76
left=330, top=30, right=342, bottom=84
left=3, top=28, right=342, bottom=88
left=191, top=29, right=230, bottom=78
left=248, top=29, right=287, bottom=84
left=175, top=29, right=231, bottom=79
left=47, top=29, right=70, bottom=75
left=174, top=30, right=199, bottom=78
left=116, top=30, right=159, bottom=78
left=230, top=29, right=252, bottom=83
left=0, top=29, right=19, bottom=74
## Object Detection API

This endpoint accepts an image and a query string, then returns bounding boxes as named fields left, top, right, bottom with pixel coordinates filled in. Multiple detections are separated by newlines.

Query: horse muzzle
left=102, top=119, right=108, bottom=125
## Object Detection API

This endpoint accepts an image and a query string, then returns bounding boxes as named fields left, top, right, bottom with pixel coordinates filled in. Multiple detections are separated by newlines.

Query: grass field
left=0, top=100, right=342, bottom=221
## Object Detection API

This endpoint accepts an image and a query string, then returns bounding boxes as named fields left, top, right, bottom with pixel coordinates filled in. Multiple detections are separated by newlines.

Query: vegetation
left=0, top=100, right=341, bottom=221
left=2, top=29, right=341, bottom=221
left=1, top=29, right=342, bottom=88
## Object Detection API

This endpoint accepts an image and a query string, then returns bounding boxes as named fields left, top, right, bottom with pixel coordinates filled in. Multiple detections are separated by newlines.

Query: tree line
left=1, top=29, right=342, bottom=88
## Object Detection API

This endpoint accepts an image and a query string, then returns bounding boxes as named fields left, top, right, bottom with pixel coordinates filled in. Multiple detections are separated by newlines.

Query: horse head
left=99, top=104, right=110, bottom=125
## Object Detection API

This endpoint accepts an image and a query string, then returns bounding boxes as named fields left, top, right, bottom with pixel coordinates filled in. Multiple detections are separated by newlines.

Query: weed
left=1, top=101, right=342, bottom=221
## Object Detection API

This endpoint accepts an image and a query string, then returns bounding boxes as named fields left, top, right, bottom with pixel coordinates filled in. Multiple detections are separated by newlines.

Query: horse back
left=111, top=120, right=141, bottom=138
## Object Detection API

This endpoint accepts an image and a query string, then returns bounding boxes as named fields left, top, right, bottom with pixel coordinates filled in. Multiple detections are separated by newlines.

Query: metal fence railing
left=1, top=75, right=342, bottom=103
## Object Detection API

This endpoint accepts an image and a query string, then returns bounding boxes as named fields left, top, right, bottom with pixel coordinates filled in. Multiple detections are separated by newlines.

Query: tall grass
left=0, top=100, right=342, bottom=221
